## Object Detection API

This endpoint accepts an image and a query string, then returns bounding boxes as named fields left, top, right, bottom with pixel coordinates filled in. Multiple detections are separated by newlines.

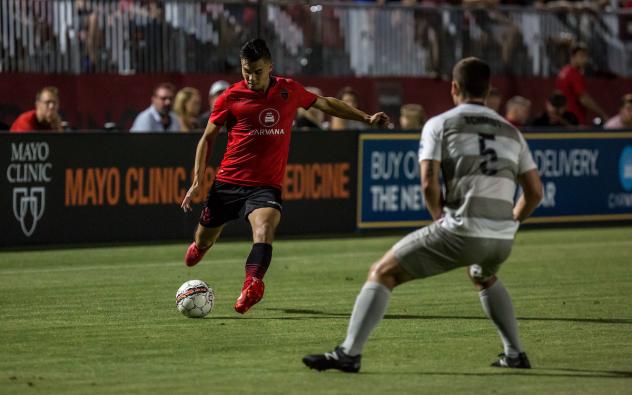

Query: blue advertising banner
left=524, top=132, right=632, bottom=224
left=357, top=132, right=632, bottom=229
left=357, top=133, right=430, bottom=229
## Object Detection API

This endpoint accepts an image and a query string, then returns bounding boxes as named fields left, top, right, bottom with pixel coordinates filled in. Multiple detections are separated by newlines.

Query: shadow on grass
left=370, top=368, right=632, bottom=379
left=258, top=308, right=632, bottom=325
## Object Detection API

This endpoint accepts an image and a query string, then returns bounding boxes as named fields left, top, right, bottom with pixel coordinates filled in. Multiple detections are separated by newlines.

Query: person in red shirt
left=555, top=44, right=607, bottom=126
left=180, top=39, right=388, bottom=314
left=10, top=86, right=63, bottom=132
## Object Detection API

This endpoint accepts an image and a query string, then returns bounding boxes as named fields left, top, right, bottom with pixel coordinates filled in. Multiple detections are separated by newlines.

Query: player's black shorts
left=199, top=181, right=283, bottom=228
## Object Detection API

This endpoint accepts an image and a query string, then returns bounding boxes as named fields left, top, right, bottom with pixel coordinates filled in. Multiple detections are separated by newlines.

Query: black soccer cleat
left=303, top=346, right=361, bottom=373
left=491, top=352, right=531, bottom=369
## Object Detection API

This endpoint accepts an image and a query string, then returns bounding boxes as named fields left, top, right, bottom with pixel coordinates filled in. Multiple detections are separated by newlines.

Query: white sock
left=340, top=281, right=391, bottom=356
left=479, top=279, right=523, bottom=357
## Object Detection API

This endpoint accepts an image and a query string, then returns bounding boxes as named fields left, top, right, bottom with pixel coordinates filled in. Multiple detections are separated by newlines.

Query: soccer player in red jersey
left=181, top=39, right=388, bottom=314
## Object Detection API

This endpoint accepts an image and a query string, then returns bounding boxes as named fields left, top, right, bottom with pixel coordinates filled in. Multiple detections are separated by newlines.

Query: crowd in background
left=3, top=0, right=632, bottom=78
left=2, top=0, right=632, bottom=133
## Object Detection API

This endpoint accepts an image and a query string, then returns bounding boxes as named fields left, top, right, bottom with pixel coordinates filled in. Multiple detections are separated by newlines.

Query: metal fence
left=1, top=0, right=631, bottom=77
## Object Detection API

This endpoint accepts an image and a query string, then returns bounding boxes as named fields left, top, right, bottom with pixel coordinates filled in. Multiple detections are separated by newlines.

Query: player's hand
left=368, top=112, right=389, bottom=127
left=181, top=184, right=199, bottom=212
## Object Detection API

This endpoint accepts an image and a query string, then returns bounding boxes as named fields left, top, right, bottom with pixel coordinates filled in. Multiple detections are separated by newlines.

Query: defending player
left=303, top=57, right=543, bottom=372
left=180, top=39, right=388, bottom=314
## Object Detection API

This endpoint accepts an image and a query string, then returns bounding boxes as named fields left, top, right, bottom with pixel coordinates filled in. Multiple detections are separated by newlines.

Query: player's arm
left=311, top=96, right=389, bottom=126
left=181, top=121, right=220, bottom=212
left=513, top=169, right=543, bottom=223
left=420, top=159, right=443, bottom=221
left=579, top=94, right=608, bottom=121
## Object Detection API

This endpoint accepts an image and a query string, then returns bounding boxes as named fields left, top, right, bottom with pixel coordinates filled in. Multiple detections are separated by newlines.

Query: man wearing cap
left=199, top=80, right=230, bottom=130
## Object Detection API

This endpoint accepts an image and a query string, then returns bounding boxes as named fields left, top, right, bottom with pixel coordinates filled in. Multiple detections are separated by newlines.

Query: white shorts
left=392, top=222, right=514, bottom=280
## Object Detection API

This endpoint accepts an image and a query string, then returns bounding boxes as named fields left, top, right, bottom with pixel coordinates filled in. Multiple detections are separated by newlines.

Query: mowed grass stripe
left=0, top=251, right=384, bottom=275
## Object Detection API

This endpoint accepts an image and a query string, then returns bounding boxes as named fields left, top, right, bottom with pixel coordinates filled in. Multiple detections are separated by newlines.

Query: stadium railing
left=1, top=0, right=630, bottom=77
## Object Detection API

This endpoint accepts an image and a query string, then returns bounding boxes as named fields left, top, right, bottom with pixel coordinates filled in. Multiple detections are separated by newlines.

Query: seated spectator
left=174, top=87, right=202, bottom=132
left=504, top=95, right=531, bottom=127
left=330, top=87, right=369, bottom=131
left=605, top=94, right=632, bottom=129
left=199, top=80, right=230, bottom=129
left=485, top=86, right=502, bottom=113
left=399, top=103, right=426, bottom=130
left=130, top=82, right=180, bottom=132
left=531, top=90, right=579, bottom=127
left=10, top=87, right=63, bottom=132
left=295, top=87, right=327, bottom=130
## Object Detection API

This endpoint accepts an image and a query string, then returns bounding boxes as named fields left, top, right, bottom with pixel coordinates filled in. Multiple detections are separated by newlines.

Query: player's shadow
left=371, top=368, right=632, bottom=379
left=263, top=308, right=632, bottom=325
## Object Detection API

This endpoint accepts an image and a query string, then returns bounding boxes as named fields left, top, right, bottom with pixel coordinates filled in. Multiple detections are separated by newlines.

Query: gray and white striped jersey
left=419, top=103, right=536, bottom=240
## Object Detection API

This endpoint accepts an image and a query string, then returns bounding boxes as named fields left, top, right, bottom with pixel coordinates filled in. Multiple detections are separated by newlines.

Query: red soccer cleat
left=184, top=242, right=209, bottom=267
left=234, top=276, right=265, bottom=314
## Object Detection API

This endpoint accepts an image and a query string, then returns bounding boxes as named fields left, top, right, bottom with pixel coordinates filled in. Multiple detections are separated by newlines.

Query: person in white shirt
left=130, top=83, right=180, bottom=132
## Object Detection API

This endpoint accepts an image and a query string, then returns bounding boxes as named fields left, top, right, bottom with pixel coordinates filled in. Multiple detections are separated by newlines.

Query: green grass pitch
left=1, top=227, right=631, bottom=394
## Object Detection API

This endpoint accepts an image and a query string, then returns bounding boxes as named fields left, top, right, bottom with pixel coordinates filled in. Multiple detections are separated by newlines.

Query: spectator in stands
left=174, top=87, right=202, bottom=132
left=504, top=96, right=531, bottom=127
left=555, top=43, right=608, bottom=126
left=485, top=86, right=502, bottom=113
left=531, top=90, right=579, bottom=127
left=463, top=0, right=522, bottom=73
left=605, top=94, right=632, bottom=129
left=331, top=87, right=369, bottom=130
left=199, top=80, right=230, bottom=129
left=75, top=0, right=101, bottom=73
left=295, top=87, right=327, bottom=130
left=130, top=82, right=180, bottom=132
left=10, top=87, right=63, bottom=132
left=399, top=103, right=426, bottom=130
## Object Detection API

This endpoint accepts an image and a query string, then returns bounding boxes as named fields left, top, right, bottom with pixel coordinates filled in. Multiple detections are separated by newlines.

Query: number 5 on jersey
left=478, top=133, right=498, bottom=176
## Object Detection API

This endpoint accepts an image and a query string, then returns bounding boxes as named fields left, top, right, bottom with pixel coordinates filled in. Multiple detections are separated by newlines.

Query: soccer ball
left=176, top=280, right=215, bottom=318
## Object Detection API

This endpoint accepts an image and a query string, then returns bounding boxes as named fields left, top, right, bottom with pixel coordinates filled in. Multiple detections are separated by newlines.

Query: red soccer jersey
left=10, top=110, right=53, bottom=132
left=209, top=77, right=317, bottom=189
left=555, top=65, right=587, bottom=125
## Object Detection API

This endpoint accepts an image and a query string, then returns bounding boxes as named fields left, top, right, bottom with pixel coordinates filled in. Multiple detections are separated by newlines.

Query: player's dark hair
left=452, top=57, right=490, bottom=99
left=240, top=39, right=271, bottom=63
left=549, top=90, right=567, bottom=108
left=570, top=43, right=588, bottom=57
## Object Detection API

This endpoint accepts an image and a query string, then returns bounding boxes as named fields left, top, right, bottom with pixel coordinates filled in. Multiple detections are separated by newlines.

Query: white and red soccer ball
left=176, top=280, right=215, bottom=318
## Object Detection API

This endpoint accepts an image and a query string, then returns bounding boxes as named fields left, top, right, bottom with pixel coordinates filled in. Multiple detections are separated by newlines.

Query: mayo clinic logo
left=259, top=108, right=280, bottom=127
left=619, top=146, right=632, bottom=191
left=7, top=142, right=52, bottom=237
left=13, top=187, right=46, bottom=237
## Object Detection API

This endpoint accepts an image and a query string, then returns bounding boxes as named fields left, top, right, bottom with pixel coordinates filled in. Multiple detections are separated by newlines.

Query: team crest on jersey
left=259, top=108, right=280, bottom=127
left=280, top=89, right=288, bottom=101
